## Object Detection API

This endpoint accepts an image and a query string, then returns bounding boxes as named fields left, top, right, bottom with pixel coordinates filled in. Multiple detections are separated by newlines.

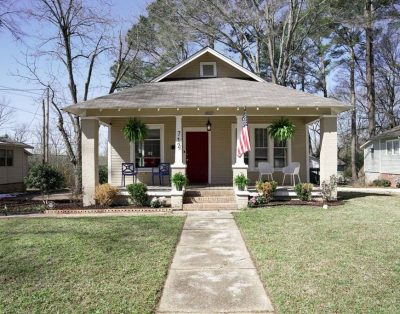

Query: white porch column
left=82, top=118, right=99, bottom=206
left=107, top=124, right=112, bottom=184
left=320, top=115, right=338, bottom=197
left=171, top=116, right=186, bottom=208
left=232, top=115, right=248, bottom=194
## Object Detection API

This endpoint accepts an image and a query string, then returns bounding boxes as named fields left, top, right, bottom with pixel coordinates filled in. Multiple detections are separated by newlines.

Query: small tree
left=25, top=164, right=64, bottom=204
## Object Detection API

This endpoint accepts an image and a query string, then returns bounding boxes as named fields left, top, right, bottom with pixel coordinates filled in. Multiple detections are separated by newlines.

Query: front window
left=254, top=128, right=268, bottom=167
left=387, top=139, right=400, bottom=155
left=274, top=139, right=288, bottom=168
left=0, top=149, right=5, bottom=166
left=136, top=128, right=161, bottom=167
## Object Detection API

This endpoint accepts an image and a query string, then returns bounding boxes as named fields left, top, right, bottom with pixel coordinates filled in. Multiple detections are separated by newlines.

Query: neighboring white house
left=0, top=137, right=33, bottom=193
left=361, top=125, right=400, bottom=186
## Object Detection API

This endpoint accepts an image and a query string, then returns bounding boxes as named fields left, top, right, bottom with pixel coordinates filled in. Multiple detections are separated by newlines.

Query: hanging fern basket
left=268, top=118, right=295, bottom=142
left=122, top=118, right=149, bottom=144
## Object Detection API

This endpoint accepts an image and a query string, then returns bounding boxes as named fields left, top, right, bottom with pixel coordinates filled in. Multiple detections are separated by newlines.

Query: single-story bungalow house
left=0, top=137, right=33, bottom=193
left=361, top=125, right=400, bottom=186
left=65, top=47, right=350, bottom=207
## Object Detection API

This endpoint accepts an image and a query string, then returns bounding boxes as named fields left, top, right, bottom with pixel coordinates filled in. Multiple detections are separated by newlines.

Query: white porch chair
left=282, top=162, right=301, bottom=186
left=258, top=162, right=274, bottom=181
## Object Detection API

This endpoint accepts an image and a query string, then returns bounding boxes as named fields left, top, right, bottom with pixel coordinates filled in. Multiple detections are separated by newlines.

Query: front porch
left=81, top=110, right=338, bottom=208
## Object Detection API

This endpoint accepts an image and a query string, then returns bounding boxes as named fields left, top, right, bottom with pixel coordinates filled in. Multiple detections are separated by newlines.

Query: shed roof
left=0, top=137, right=33, bottom=149
left=65, top=77, right=350, bottom=115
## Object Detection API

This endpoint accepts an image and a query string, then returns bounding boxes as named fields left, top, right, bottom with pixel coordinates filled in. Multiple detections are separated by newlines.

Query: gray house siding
left=364, top=137, right=400, bottom=183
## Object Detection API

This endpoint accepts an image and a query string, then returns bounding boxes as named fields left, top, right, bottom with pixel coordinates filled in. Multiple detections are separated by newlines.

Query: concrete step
left=182, top=202, right=238, bottom=211
left=185, top=189, right=234, bottom=197
left=183, top=196, right=236, bottom=204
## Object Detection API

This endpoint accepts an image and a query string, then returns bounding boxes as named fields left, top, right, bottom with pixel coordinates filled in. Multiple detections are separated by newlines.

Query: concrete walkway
left=157, top=211, right=274, bottom=314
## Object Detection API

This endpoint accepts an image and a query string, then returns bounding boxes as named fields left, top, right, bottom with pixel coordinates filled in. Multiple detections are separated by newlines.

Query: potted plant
left=122, top=118, right=148, bottom=163
left=234, top=173, right=248, bottom=191
left=171, top=173, right=187, bottom=191
left=268, top=118, right=295, bottom=141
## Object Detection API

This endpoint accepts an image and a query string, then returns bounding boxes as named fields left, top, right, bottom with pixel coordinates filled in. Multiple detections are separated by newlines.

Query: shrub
left=94, top=184, right=119, bottom=207
left=255, top=180, right=277, bottom=202
left=126, top=183, right=149, bottom=206
left=321, top=175, right=338, bottom=202
left=248, top=195, right=268, bottom=208
left=372, top=179, right=391, bottom=187
left=234, top=173, right=248, bottom=191
left=150, top=197, right=167, bottom=208
left=25, top=164, right=64, bottom=198
left=171, top=173, right=187, bottom=191
left=294, top=183, right=313, bottom=201
left=99, top=165, right=108, bottom=184
left=395, top=177, right=400, bottom=188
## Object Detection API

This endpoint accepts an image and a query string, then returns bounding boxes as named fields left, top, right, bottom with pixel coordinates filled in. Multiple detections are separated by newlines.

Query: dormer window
left=200, top=62, right=217, bottom=77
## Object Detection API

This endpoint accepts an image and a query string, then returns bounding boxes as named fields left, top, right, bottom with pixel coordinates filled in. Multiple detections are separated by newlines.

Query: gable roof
left=361, top=125, right=400, bottom=148
left=64, top=77, right=350, bottom=115
left=151, top=47, right=265, bottom=83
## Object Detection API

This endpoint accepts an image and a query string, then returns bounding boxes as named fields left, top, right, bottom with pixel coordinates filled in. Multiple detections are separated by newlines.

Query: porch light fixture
left=157, top=108, right=160, bottom=111
left=370, top=147, right=374, bottom=154
left=237, top=107, right=239, bottom=111
left=276, top=107, right=280, bottom=111
left=297, top=107, right=300, bottom=111
left=197, top=107, right=200, bottom=111
left=216, top=107, right=220, bottom=111
left=316, top=107, right=319, bottom=111
left=138, top=108, right=141, bottom=112
left=206, top=119, right=212, bottom=131
left=256, top=107, right=259, bottom=111
left=177, top=107, right=180, bottom=111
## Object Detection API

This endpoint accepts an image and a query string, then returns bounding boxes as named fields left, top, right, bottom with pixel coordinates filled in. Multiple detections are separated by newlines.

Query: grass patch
left=235, top=194, right=400, bottom=313
left=0, top=216, right=184, bottom=313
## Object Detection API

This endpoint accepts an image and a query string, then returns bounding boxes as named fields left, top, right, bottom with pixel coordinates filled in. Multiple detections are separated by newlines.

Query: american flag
left=237, top=111, right=251, bottom=157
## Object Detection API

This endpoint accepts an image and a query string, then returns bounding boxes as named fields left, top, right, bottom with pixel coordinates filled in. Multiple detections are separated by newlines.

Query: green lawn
left=235, top=194, right=400, bottom=313
left=0, top=216, right=184, bottom=314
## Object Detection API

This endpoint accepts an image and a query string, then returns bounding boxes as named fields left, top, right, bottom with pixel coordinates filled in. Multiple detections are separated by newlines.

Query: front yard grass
left=0, top=216, right=184, bottom=313
left=235, top=194, right=400, bottom=313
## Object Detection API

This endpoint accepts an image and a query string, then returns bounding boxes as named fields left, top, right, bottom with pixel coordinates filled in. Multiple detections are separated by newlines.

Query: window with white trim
left=386, top=139, right=400, bottom=155
left=200, top=62, right=217, bottom=77
left=232, top=124, right=290, bottom=170
left=134, top=126, right=164, bottom=167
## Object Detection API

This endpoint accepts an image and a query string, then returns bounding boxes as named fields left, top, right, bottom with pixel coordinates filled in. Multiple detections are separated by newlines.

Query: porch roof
left=65, top=77, right=351, bottom=115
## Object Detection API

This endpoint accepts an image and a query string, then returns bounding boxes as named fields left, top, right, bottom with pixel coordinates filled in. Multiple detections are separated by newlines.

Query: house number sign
left=176, top=130, right=181, bottom=150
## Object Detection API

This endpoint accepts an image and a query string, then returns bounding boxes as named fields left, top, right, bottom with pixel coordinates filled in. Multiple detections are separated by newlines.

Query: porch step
left=183, top=196, right=236, bottom=203
left=182, top=202, right=238, bottom=211
left=184, top=189, right=234, bottom=197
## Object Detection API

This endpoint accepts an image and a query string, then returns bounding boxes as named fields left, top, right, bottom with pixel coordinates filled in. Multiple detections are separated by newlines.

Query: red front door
left=186, top=132, right=208, bottom=184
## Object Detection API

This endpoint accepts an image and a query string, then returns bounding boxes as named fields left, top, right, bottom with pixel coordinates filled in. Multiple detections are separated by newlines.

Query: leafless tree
left=0, top=97, right=15, bottom=129
left=0, top=0, right=23, bottom=39
left=20, top=0, right=138, bottom=195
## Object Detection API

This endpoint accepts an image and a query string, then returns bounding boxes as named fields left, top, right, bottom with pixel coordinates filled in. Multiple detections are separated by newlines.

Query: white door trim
left=183, top=127, right=211, bottom=184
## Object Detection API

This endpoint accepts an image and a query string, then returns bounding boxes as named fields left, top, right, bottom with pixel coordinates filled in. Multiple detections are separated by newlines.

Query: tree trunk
left=350, top=47, right=357, bottom=180
left=365, top=0, right=376, bottom=137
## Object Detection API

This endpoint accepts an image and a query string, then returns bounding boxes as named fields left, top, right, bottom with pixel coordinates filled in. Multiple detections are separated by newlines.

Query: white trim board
left=151, top=47, right=265, bottom=83
left=183, top=127, right=211, bottom=184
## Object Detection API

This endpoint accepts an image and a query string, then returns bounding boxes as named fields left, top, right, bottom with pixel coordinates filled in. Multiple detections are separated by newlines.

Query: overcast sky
left=0, top=0, right=149, bottom=145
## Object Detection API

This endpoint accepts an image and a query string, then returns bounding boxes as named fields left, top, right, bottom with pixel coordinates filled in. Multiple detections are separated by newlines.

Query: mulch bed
left=0, top=198, right=171, bottom=216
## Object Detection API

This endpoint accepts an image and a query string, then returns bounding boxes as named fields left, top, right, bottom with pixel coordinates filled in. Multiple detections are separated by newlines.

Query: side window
left=0, top=149, right=5, bottom=166
left=6, top=150, right=13, bottom=166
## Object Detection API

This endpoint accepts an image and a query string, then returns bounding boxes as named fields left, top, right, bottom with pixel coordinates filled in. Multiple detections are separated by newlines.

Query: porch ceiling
left=65, top=78, right=351, bottom=116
